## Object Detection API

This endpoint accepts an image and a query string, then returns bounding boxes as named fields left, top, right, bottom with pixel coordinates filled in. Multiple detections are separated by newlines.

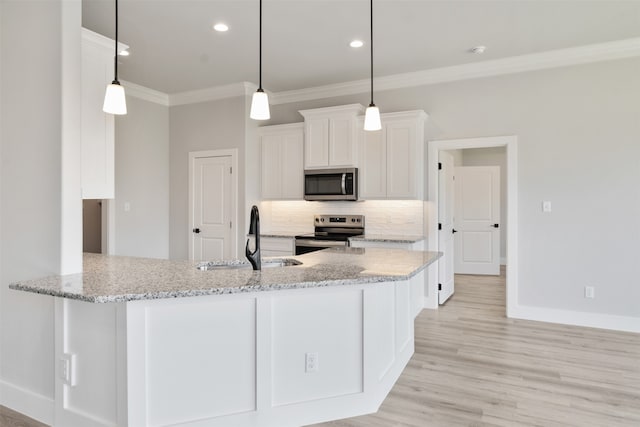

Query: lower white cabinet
left=359, top=110, right=427, bottom=200
left=349, top=239, right=424, bottom=251
left=259, top=123, right=304, bottom=200
left=261, top=236, right=295, bottom=257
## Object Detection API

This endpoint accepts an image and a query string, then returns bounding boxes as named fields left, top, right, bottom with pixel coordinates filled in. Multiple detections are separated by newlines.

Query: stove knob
left=320, top=218, right=325, bottom=222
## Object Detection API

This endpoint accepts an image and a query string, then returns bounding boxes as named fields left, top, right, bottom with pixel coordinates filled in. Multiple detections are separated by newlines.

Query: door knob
left=493, top=224, right=499, bottom=228
left=192, top=228, right=201, bottom=234
left=452, top=229, right=458, bottom=234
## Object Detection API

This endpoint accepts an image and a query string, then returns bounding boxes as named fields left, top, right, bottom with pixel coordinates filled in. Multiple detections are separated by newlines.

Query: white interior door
left=191, top=155, right=233, bottom=261
left=454, top=166, right=500, bottom=275
left=438, top=151, right=455, bottom=304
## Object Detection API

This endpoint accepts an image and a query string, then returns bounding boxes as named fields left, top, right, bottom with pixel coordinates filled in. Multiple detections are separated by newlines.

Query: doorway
left=427, top=136, right=518, bottom=317
left=188, top=149, right=238, bottom=261
left=82, top=200, right=102, bottom=253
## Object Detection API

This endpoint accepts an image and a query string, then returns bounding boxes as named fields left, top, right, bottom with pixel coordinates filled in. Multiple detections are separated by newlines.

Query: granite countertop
left=348, top=234, right=425, bottom=243
left=9, top=248, right=441, bottom=303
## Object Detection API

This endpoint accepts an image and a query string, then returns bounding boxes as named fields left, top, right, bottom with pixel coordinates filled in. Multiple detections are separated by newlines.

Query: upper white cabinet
left=299, top=104, right=364, bottom=169
left=81, top=28, right=125, bottom=199
left=359, top=111, right=427, bottom=200
left=259, top=123, right=304, bottom=200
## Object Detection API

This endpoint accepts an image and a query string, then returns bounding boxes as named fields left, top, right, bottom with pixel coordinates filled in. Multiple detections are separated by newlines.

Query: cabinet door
left=81, top=40, right=115, bottom=199
left=386, top=120, right=417, bottom=198
left=359, top=127, right=387, bottom=199
left=304, top=119, right=329, bottom=168
left=261, top=135, right=283, bottom=199
left=328, top=117, right=356, bottom=167
left=281, top=133, right=304, bottom=199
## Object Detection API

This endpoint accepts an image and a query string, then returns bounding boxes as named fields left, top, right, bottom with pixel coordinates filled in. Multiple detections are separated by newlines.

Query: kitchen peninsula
left=10, top=248, right=440, bottom=427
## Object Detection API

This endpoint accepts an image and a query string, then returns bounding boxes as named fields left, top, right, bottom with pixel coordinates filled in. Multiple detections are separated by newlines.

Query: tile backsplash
left=260, top=200, right=424, bottom=236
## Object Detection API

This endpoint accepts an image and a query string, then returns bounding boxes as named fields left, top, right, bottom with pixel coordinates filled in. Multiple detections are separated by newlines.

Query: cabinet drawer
left=261, top=237, right=295, bottom=254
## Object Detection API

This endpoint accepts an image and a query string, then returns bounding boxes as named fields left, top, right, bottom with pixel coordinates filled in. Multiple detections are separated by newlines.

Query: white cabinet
left=299, top=104, right=364, bottom=169
left=81, top=28, right=124, bottom=199
left=259, top=123, right=304, bottom=200
left=349, top=239, right=425, bottom=251
left=359, top=111, right=427, bottom=200
left=261, top=237, right=295, bottom=257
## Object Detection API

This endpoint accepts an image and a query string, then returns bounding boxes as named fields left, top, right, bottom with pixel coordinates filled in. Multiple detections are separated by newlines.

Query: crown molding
left=169, top=82, right=258, bottom=106
left=121, top=80, right=170, bottom=106
left=270, top=37, right=640, bottom=105
left=81, top=27, right=128, bottom=53
left=117, top=37, right=640, bottom=108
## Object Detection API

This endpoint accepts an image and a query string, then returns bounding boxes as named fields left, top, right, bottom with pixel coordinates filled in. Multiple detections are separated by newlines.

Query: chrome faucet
left=245, top=205, right=261, bottom=270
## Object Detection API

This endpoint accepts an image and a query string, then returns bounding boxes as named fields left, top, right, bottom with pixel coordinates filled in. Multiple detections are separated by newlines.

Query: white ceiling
left=82, top=0, right=640, bottom=94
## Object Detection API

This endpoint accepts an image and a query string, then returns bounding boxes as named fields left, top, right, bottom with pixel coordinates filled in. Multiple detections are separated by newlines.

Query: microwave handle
left=341, top=173, right=347, bottom=195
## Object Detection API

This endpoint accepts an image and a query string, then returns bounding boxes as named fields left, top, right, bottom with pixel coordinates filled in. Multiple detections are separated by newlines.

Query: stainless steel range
left=295, top=215, right=365, bottom=255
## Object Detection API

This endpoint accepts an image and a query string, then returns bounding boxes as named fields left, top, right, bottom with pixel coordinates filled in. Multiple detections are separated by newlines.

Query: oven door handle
left=341, top=173, right=347, bottom=195
left=295, top=239, right=347, bottom=248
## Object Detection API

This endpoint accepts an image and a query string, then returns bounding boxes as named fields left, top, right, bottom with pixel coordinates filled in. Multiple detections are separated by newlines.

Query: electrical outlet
left=542, top=201, right=552, bottom=213
left=60, top=353, right=77, bottom=386
left=305, top=352, right=318, bottom=373
left=585, top=286, right=595, bottom=299
left=124, top=202, right=131, bottom=212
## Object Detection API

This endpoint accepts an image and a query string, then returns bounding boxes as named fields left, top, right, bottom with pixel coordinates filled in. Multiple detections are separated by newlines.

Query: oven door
left=294, top=239, right=347, bottom=255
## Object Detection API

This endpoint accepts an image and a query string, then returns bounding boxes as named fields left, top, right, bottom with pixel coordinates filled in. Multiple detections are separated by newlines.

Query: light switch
left=542, top=201, right=552, bottom=213
left=124, top=202, right=131, bottom=212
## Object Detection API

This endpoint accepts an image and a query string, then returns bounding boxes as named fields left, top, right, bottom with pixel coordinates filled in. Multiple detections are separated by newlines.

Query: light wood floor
left=316, top=268, right=640, bottom=427
left=0, top=405, right=47, bottom=427
left=3, top=269, right=639, bottom=427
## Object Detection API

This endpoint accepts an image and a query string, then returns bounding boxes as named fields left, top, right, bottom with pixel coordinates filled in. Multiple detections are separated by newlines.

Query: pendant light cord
left=258, top=0, right=263, bottom=90
left=113, top=0, right=119, bottom=83
left=369, top=0, right=374, bottom=106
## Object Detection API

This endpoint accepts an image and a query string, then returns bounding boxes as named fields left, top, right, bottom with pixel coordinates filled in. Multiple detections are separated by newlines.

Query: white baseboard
left=509, top=305, right=640, bottom=333
left=0, top=379, right=54, bottom=425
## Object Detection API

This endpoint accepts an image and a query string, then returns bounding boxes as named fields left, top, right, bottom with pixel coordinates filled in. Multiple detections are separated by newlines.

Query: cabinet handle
left=193, top=228, right=201, bottom=234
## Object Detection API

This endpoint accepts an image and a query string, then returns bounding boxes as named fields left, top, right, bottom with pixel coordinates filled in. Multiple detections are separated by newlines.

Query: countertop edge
left=8, top=254, right=440, bottom=303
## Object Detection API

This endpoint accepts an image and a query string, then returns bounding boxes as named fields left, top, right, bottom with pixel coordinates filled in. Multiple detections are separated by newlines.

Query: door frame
left=188, top=149, right=239, bottom=261
left=427, top=136, right=518, bottom=317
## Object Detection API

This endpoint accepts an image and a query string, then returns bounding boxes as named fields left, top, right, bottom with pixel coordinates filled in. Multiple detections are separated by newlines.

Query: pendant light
left=364, top=0, right=381, bottom=131
left=102, top=0, right=127, bottom=115
left=250, top=0, right=270, bottom=120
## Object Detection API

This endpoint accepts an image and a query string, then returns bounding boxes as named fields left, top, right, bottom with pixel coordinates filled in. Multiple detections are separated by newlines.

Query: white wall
left=169, top=96, right=249, bottom=260
left=461, top=147, right=507, bottom=262
left=114, top=96, right=170, bottom=259
left=1, top=0, right=69, bottom=419
left=269, top=58, right=640, bottom=321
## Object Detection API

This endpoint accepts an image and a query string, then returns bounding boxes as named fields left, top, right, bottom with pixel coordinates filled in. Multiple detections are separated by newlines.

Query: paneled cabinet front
left=260, top=123, right=304, bottom=200
left=81, top=28, right=119, bottom=199
left=359, top=111, right=427, bottom=200
left=300, top=104, right=364, bottom=169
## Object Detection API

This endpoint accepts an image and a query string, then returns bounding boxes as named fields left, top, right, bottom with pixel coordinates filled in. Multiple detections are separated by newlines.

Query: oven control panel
left=314, top=215, right=364, bottom=228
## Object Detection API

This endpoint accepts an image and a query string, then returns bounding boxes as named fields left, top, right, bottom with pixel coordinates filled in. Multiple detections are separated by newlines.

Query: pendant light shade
left=250, top=89, right=270, bottom=120
left=103, top=0, right=127, bottom=115
left=103, top=82, right=127, bottom=115
left=364, top=104, right=381, bottom=131
left=364, top=0, right=381, bottom=131
left=250, top=0, right=270, bottom=120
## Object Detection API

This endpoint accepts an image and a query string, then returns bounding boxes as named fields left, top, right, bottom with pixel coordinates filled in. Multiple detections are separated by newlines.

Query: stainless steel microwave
left=304, top=168, right=358, bottom=201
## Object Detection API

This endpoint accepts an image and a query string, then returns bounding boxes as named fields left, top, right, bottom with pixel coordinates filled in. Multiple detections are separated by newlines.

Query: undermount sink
left=197, top=258, right=302, bottom=271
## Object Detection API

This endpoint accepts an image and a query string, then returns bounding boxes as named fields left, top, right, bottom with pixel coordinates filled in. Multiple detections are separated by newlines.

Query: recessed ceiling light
left=350, top=40, right=364, bottom=48
left=213, top=23, right=229, bottom=32
left=118, top=49, right=130, bottom=57
left=470, top=45, right=486, bottom=54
